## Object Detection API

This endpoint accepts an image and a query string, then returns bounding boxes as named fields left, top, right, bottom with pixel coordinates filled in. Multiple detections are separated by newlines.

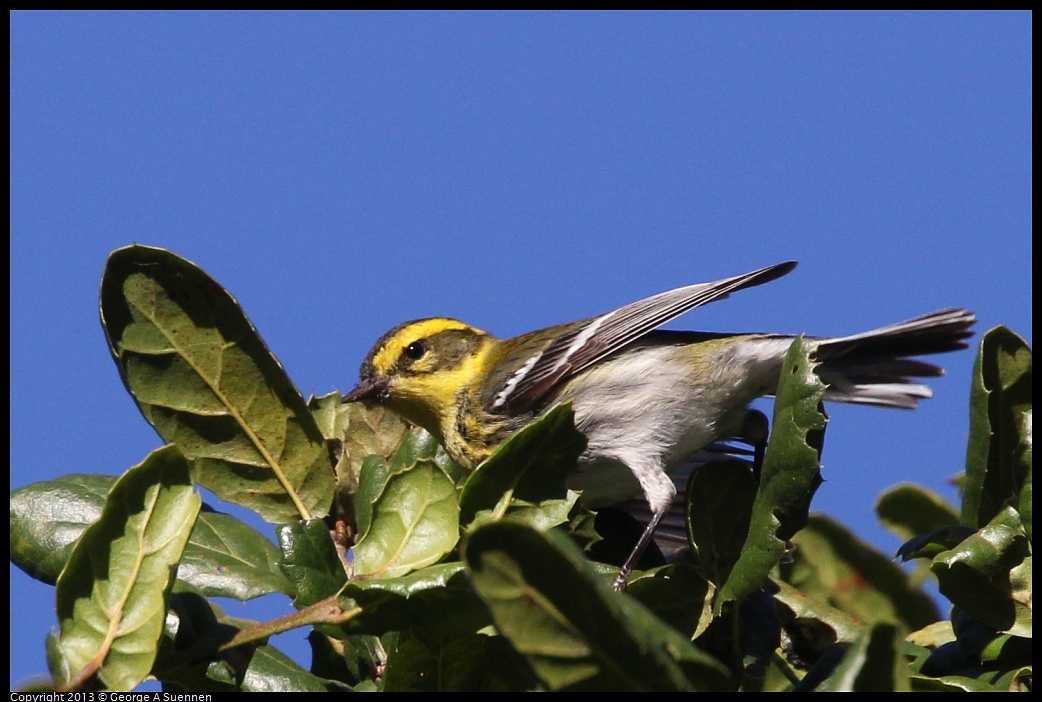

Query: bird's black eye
left=404, top=340, right=427, bottom=361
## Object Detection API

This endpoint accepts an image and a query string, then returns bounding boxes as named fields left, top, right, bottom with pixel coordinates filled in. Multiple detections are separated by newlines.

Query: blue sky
left=10, top=11, right=1031, bottom=688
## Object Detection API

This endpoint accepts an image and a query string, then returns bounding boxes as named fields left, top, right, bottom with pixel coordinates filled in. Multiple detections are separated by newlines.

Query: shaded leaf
left=178, top=511, right=293, bottom=600
left=1016, top=409, right=1032, bottom=542
left=988, top=664, right=1033, bottom=692
left=772, top=578, right=862, bottom=654
left=52, top=446, right=201, bottom=691
left=817, top=622, right=910, bottom=692
left=782, top=515, right=939, bottom=630
left=962, top=327, right=1032, bottom=529
left=625, top=563, right=714, bottom=639
left=980, top=631, right=1032, bottom=666
left=277, top=520, right=348, bottom=609
left=156, top=588, right=258, bottom=692
left=100, top=245, right=333, bottom=523
left=382, top=631, right=537, bottom=691
left=10, top=474, right=115, bottom=584
left=240, top=644, right=352, bottom=692
left=310, top=392, right=414, bottom=479
left=309, top=393, right=449, bottom=536
left=738, top=587, right=782, bottom=682
left=307, top=629, right=383, bottom=687
left=910, top=674, right=1013, bottom=692
left=717, top=338, right=826, bottom=611
left=685, top=459, right=758, bottom=585
left=950, top=606, right=1005, bottom=657
left=462, top=521, right=731, bottom=691
left=895, top=525, right=976, bottom=562
left=459, top=403, right=586, bottom=527
left=341, top=564, right=489, bottom=638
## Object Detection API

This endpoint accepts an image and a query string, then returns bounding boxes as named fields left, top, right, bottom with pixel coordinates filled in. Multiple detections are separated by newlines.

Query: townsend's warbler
left=343, top=261, right=974, bottom=589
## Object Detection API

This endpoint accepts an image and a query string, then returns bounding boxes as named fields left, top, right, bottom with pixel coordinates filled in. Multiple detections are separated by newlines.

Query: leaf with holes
left=716, top=337, right=826, bottom=612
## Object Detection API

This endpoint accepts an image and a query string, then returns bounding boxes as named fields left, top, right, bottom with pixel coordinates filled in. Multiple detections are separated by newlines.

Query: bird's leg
left=612, top=507, right=667, bottom=591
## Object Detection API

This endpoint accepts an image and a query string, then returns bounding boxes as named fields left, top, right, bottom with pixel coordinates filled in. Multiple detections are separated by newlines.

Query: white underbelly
left=556, top=345, right=758, bottom=507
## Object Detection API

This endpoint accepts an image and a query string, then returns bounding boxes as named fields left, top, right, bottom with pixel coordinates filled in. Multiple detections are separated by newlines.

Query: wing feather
left=487, top=260, right=797, bottom=413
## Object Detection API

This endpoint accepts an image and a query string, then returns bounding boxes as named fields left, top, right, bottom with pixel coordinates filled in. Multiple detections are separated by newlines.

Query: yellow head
left=343, top=318, right=497, bottom=449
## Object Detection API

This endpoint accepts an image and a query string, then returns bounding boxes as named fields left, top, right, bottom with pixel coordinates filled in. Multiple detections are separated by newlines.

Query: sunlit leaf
left=717, top=338, right=825, bottom=611
left=52, top=446, right=201, bottom=691
left=932, top=506, right=1030, bottom=635
left=352, top=431, right=459, bottom=579
left=100, top=245, right=334, bottom=523
left=10, top=474, right=115, bottom=584
left=962, top=327, right=1031, bottom=529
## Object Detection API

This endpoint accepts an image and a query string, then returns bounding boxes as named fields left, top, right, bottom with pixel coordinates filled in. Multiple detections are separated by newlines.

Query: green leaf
left=1016, top=409, right=1032, bottom=542
left=894, top=525, right=976, bottom=562
left=100, top=245, right=333, bottom=523
left=308, top=629, right=383, bottom=687
left=310, top=391, right=412, bottom=476
left=10, top=474, right=116, bottom=584
left=910, top=673, right=1014, bottom=692
left=625, top=563, right=714, bottom=639
left=177, top=511, right=293, bottom=600
left=10, top=472, right=292, bottom=601
left=51, top=446, right=201, bottom=691
left=277, top=520, right=348, bottom=609
left=772, top=578, right=863, bottom=646
left=685, top=459, right=758, bottom=585
left=382, top=631, right=537, bottom=691
left=341, top=564, right=489, bottom=638
left=156, top=589, right=259, bottom=692
left=462, top=521, right=731, bottom=691
left=817, top=622, right=911, bottom=692
left=988, top=665, right=1034, bottom=692
left=717, top=337, right=826, bottom=611
left=351, top=429, right=460, bottom=580
left=737, top=587, right=783, bottom=682
left=980, top=631, right=1032, bottom=666
left=932, top=506, right=1030, bottom=635
left=782, top=515, right=939, bottom=630
left=309, top=393, right=452, bottom=535
left=906, top=620, right=956, bottom=649
left=875, top=484, right=959, bottom=543
left=962, top=327, right=1032, bottom=529
left=240, top=644, right=352, bottom=692
left=459, top=403, right=586, bottom=527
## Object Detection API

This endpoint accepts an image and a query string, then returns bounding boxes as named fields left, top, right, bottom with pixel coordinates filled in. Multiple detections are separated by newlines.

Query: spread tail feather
left=814, top=308, right=976, bottom=409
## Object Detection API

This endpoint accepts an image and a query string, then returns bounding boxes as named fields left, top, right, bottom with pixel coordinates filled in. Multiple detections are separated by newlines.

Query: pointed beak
left=342, top=377, right=389, bottom=404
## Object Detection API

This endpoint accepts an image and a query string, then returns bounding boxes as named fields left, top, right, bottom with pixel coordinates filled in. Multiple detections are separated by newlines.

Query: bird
left=342, top=261, right=975, bottom=589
